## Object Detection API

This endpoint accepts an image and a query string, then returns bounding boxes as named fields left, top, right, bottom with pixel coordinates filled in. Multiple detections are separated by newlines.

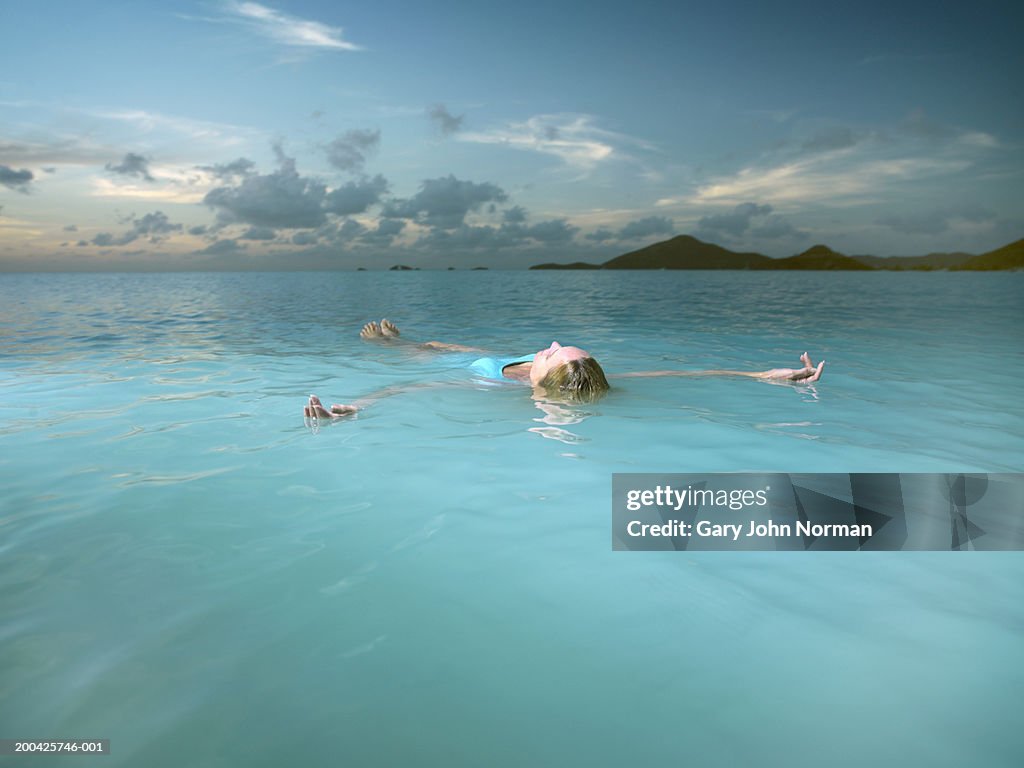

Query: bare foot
left=380, top=318, right=400, bottom=337
left=360, top=321, right=383, bottom=339
left=804, top=360, right=825, bottom=383
left=304, top=394, right=357, bottom=420
left=758, top=354, right=825, bottom=382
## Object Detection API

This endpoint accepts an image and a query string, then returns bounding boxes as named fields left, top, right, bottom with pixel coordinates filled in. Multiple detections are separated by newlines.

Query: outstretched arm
left=360, top=318, right=485, bottom=353
left=612, top=352, right=825, bottom=383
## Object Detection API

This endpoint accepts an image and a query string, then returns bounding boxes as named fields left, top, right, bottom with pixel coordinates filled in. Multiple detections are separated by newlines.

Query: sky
left=1, top=0, right=1022, bottom=270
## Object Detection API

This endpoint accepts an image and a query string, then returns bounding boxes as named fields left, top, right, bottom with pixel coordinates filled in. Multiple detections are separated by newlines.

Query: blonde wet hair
left=536, top=357, right=610, bottom=402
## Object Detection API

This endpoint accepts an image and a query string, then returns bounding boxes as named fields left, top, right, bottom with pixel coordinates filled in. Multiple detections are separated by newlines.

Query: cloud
left=700, top=203, right=805, bottom=242
left=695, top=203, right=804, bottom=242
left=200, top=158, right=256, bottom=180
left=422, top=216, right=580, bottom=251
left=218, top=2, right=361, bottom=51
left=617, top=216, right=674, bottom=240
left=428, top=104, right=464, bottom=136
left=691, top=152, right=969, bottom=206
left=697, top=203, right=773, bottom=240
left=459, top=114, right=638, bottom=170
left=331, top=219, right=368, bottom=242
left=200, top=238, right=246, bottom=256
left=324, top=129, right=380, bottom=172
left=324, top=175, right=388, bottom=215
left=87, top=108, right=258, bottom=146
left=204, top=146, right=388, bottom=229
left=204, top=147, right=328, bottom=228
left=876, top=206, right=995, bottom=235
left=519, top=219, right=578, bottom=243
left=383, top=175, right=508, bottom=229
left=503, top=206, right=527, bottom=224
left=800, top=126, right=858, bottom=154
left=690, top=112, right=998, bottom=209
left=240, top=225, right=277, bottom=240
left=88, top=211, right=183, bottom=247
left=0, top=165, right=34, bottom=193
left=583, top=216, right=674, bottom=243
left=584, top=227, right=616, bottom=243
left=63, top=224, right=78, bottom=232
left=105, top=153, right=154, bottom=181
left=360, top=218, right=406, bottom=245
left=751, top=217, right=806, bottom=240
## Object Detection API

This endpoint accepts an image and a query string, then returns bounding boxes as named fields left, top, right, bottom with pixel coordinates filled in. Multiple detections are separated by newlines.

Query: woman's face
left=530, top=341, right=590, bottom=385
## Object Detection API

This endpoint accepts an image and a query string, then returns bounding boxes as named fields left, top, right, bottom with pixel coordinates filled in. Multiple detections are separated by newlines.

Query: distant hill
left=769, top=244, right=873, bottom=270
left=855, top=252, right=974, bottom=270
left=527, top=234, right=1024, bottom=271
left=951, top=238, right=1024, bottom=270
left=602, top=235, right=771, bottom=269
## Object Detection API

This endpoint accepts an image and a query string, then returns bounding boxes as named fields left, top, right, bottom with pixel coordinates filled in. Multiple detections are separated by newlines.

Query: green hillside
left=951, top=238, right=1024, bottom=270
left=526, top=234, right=1024, bottom=271
left=602, top=235, right=771, bottom=269
left=769, top=244, right=874, bottom=270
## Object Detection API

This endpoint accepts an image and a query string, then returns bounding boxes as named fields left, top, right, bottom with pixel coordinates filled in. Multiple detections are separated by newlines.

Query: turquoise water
left=1, top=271, right=1022, bottom=767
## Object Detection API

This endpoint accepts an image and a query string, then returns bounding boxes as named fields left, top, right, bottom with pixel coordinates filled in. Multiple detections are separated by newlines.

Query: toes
left=380, top=318, right=399, bottom=337
left=360, top=321, right=381, bottom=338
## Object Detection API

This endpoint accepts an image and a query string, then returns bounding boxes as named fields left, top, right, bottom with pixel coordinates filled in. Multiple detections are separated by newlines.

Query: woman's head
left=530, top=342, right=610, bottom=401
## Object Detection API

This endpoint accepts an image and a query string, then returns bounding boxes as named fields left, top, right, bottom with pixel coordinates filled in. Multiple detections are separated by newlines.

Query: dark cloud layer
left=361, top=218, right=406, bottom=245
left=204, top=150, right=328, bottom=229
left=0, top=164, right=34, bottom=193
left=105, top=152, right=154, bottom=181
left=876, top=206, right=994, bottom=235
left=200, top=238, right=245, bottom=256
left=383, top=175, right=507, bottom=229
left=428, top=104, right=464, bottom=136
left=585, top=216, right=674, bottom=242
left=423, top=216, right=579, bottom=251
left=503, top=206, right=527, bottom=224
left=201, top=158, right=256, bottom=180
left=697, top=202, right=805, bottom=242
left=204, top=147, right=387, bottom=229
left=86, top=211, right=182, bottom=247
left=325, top=129, right=380, bottom=172
left=240, top=226, right=277, bottom=241
left=324, top=175, right=388, bottom=216
left=618, top=216, right=674, bottom=240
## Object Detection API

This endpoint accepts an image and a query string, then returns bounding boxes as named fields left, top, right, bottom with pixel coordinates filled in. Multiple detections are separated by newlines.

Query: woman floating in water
left=303, top=318, right=825, bottom=420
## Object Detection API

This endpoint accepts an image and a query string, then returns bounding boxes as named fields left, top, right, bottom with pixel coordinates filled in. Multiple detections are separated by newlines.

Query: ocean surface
left=1, top=270, right=1022, bottom=767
